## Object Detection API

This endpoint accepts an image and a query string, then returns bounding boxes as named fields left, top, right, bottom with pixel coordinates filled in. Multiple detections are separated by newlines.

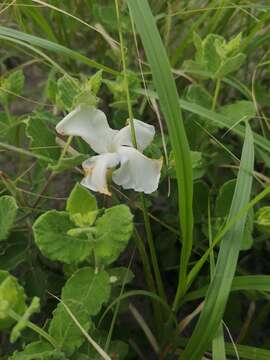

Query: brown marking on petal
left=84, top=167, right=93, bottom=177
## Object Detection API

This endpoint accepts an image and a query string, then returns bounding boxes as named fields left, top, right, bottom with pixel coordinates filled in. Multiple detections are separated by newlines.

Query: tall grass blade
left=127, top=0, right=193, bottom=305
left=182, top=123, right=254, bottom=359
left=185, top=275, right=270, bottom=302
left=0, top=26, right=118, bottom=75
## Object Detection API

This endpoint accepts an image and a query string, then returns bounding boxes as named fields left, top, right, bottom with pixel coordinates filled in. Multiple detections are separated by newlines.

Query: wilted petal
left=113, top=119, right=155, bottom=152
left=56, top=104, right=117, bottom=154
left=81, top=153, right=120, bottom=195
left=113, top=146, right=162, bottom=194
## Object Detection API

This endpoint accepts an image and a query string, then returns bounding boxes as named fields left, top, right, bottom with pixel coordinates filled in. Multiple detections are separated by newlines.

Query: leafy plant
left=1, top=1, right=270, bottom=359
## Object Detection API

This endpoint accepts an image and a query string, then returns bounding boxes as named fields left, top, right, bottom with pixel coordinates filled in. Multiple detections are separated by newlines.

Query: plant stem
left=172, top=80, right=221, bottom=311
left=212, top=78, right=221, bottom=111
left=114, top=0, right=166, bottom=317
left=8, top=309, right=59, bottom=349
left=31, top=135, right=73, bottom=209
left=140, top=194, right=167, bottom=301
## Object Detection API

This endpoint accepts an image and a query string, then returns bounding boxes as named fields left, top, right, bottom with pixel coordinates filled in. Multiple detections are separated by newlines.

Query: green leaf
left=182, top=123, right=254, bottom=359
left=9, top=341, right=67, bottom=360
left=203, top=34, right=224, bottom=74
left=94, top=205, right=133, bottom=264
left=48, top=154, right=88, bottom=174
left=0, top=232, right=28, bottom=271
left=0, top=196, right=17, bottom=241
left=186, top=84, right=212, bottom=109
left=216, top=53, right=246, bottom=78
left=215, top=179, right=236, bottom=217
left=188, top=32, right=246, bottom=79
left=33, top=210, right=93, bottom=264
left=215, top=179, right=253, bottom=250
left=0, top=26, right=118, bottom=75
left=0, top=271, right=26, bottom=330
left=127, top=0, right=194, bottom=302
left=169, top=151, right=205, bottom=180
left=193, top=181, right=209, bottom=223
left=219, top=100, right=256, bottom=126
left=66, top=183, right=98, bottom=227
left=88, top=70, right=103, bottom=95
left=77, top=338, right=128, bottom=360
left=241, top=209, right=254, bottom=250
left=26, top=112, right=60, bottom=162
left=185, top=275, right=270, bottom=302
left=10, top=297, right=40, bottom=343
left=255, top=206, right=270, bottom=234
left=0, top=70, right=24, bottom=105
left=107, top=267, right=134, bottom=286
left=49, top=267, right=110, bottom=355
left=56, top=75, right=81, bottom=111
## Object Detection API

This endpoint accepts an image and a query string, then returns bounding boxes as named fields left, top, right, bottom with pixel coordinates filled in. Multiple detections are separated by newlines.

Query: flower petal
left=113, top=119, right=155, bottom=151
left=81, top=153, right=120, bottom=195
left=113, top=146, right=162, bottom=194
left=56, top=104, right=117, bottom=154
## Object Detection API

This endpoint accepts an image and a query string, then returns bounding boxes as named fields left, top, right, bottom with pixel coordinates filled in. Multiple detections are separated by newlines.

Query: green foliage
left=76, top=337, right=128, bottom=360
left=10, top=297, right=40, bottom=343
left=107, top=267, right=134, bottom=286
left=48, top=154, right=88, bottom=173
left=215, top=179, right=254, bottom=250
left=0, top=271, right=26, bottom=330
left=66, top=183, right=98, bottom=227
left=0, top=196, right=17, bottom=241
left=169, top=150, right=205, bottom=180
left=26, top=111, right=60, bottom=162
left=49, top=267, right=110, bottom=355
left=219, top=100, right=256, bottom=126
left=185, top=32, right=246, bottom=79
left=0, top=70, right=24, bottom=106
left=255, top=207, right=270, bottom=234
left=33, top=187, right=133, bottom=266
left=56, top=75, right=81, bottom=111
left=94, top=205, right=133, bottom=264
left=56, top=71, right=103, bottom=112
left=9, top=341, right=67, bottom=360
left=33, top=210, right=94, bottom=264
left=1, top=1, right=270, bottom=358
left=183, top=123, right=254, bottom=359
left=104, top=71, right=140, bottom=109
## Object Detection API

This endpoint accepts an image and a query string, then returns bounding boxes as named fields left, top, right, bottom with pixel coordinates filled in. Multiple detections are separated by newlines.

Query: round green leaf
left=33, top=210, right=93, bottom=264
left=0, top=195, right=17, bottom=242
left=95, top=205, right=133, bottom=264
left=0, top=270, right=26, bottom=330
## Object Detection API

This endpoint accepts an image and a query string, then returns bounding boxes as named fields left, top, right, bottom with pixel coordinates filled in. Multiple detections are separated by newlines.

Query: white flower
left=56, top=104, right=162, bottom=195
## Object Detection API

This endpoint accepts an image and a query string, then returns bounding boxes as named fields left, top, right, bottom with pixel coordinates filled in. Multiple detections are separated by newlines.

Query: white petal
left=113, top=119, right=155, bottom=151
left=56, top=104, right=117, bottom=154
left=81, top=153, right=120, bottom=195
left=113, top=147, right=162, bottom=194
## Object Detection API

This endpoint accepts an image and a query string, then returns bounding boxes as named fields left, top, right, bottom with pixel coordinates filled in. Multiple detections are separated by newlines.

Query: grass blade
left=179, top=99, right=270, bottom=155
left=137, top=88, right=270, bottom=160
left=182, top=122, right=254, bottom=359
left=0, top=26, right=118, bottom=75
left=179, top=337, right=270, bottom=360
left=127, top=0, right=193, bottom=306
left=185, top=275, right=270, bottom=302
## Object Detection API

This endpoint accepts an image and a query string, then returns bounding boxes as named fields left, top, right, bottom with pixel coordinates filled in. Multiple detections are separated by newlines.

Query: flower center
left=106, top=142, right=118, bottom=153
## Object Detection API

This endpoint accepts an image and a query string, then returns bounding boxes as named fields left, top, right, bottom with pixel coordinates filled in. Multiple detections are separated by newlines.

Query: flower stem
left=212, top=78, right=221, bottom=111
left=114, top=0, right=166, bottom=318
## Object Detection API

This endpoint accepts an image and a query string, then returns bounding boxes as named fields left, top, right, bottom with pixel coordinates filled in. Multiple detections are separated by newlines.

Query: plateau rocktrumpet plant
left=56, top=104, right=162, bottom=195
